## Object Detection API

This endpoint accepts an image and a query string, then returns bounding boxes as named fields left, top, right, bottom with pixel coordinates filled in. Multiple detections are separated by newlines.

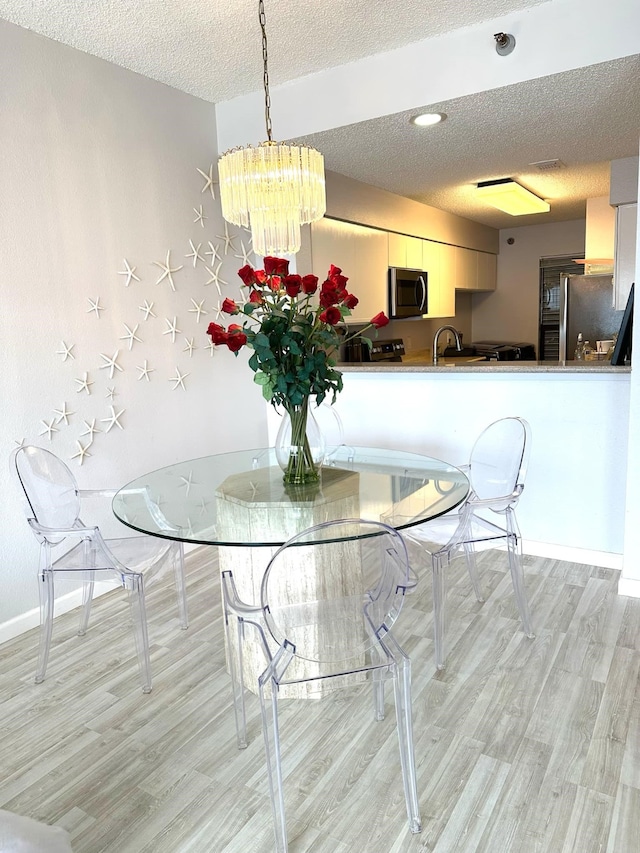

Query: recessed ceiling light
left=410, top=113, right=445, bottom=127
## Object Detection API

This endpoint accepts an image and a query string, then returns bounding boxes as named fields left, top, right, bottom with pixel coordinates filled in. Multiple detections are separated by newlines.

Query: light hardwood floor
left=1, top=544, right=639, bottom=852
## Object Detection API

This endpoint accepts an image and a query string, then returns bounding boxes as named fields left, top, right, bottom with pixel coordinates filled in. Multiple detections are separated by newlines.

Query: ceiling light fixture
left=218, top=0, right=326, bottom=257
left=476, top=178, right=550, bottom=216
left=410, top=113, right=445, bottom=127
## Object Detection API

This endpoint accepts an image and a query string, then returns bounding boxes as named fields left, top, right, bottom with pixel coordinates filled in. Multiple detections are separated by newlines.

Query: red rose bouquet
left=207, top=256, right=389, bottom=483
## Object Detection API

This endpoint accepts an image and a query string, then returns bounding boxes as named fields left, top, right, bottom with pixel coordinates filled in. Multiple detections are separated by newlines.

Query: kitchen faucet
left=432, top=325, right=462, bottom=364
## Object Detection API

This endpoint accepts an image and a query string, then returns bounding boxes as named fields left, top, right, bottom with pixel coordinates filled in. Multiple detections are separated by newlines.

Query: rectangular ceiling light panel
left=476, top=179, right=550, bottom=215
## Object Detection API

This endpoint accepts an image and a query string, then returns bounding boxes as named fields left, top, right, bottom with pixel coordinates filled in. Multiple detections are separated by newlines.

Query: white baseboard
left=617, top=576, right=640, bottom=598
left=522, top=539, right=622, bottom=570
left=0, top=581, right=116, bottom=646
left=0, top=544, right=204, bottom=646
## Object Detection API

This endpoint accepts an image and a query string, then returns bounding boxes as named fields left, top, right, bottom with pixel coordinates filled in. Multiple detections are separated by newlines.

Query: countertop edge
left=338, top=362, right=631, bottom=374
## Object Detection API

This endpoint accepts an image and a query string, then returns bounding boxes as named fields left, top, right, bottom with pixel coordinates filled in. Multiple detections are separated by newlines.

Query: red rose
left=321, top=278, right=338, bottom=292
left=255, top=270, right=268, bottom=284
left=221, top=297, right=239, bottom=314
left=319, top=306, right=342, bottom=325
left=268, top=275, right=282, bottom=292
left=301, top=274, right=318, bottom=294
left=328, top=264, right=342, bottom=277
left=284, top=274, right=302, bottom=297
left=370, top=311, right=390, bottom=328
left=237, top=265, right=256, bottom=286
left=249, top=290, right=263, bottom=305
left=330, top=273, right=349, bottom=290
left=227, top=324, right=247, bottom=352
left=343, top=293, right=359, bottom=309
left=207, top=322, right=228, bottom=345
left=264, top=257, right=290, bottom=276
left=319, top=289, right=340, bottom=307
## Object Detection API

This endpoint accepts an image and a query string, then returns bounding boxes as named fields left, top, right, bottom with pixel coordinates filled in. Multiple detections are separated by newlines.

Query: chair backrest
left=468, top=417, right=531, bottom=509
left=13, top=446, right=81, bottom=530
left=260, top=518, right=412, bottom=669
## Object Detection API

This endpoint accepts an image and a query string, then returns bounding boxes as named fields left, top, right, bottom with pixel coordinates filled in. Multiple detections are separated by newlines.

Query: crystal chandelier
left=218, top=0, right=326, bottom=257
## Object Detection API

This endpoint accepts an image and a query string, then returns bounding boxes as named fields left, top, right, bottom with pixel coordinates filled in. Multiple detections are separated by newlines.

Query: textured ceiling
left=0, top=0, right=546, bottom=102
left=1, top=1, right=638, bottom=229
left=301, top=55, right=640, bottom=228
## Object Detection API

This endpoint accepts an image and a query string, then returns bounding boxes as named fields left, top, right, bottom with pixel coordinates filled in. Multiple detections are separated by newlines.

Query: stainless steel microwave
left=388, top=267, right=428, bottom=319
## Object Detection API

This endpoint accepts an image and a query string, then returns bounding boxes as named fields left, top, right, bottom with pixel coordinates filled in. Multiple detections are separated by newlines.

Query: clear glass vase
left=275, top=398, right=326, bottom=484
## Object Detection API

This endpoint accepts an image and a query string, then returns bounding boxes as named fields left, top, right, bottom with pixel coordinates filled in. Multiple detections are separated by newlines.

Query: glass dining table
left=111, top=445, right=470, bottom=546
left=112, top=445, right=469, bottom=696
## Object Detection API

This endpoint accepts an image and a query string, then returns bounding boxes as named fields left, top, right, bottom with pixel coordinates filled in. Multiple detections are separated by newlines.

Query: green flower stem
left=283, top=398, right=320, bottom=484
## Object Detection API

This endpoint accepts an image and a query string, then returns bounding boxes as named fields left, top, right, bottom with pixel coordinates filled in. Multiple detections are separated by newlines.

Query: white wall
left=271, top=370, right=629, bottom=565
left=471, top=220, right=585, bottom=346
left=0, top=21, right=268, bottom=630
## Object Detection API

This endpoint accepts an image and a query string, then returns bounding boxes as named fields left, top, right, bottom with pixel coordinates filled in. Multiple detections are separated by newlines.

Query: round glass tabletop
left=112, top=446, right=469, bottom=547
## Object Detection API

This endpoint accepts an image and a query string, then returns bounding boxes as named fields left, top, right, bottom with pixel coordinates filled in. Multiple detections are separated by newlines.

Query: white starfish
left=235, top=238, right=254, bottom=266
left=105, top=387, right=116, bottom=401
left=87, top=297, right=105, bottom=318
left=14, top=438, right=26, bottom=448
left=183, top=338, right=196, bottom=358
left=56, top=341, right=75, bottom=361
left=205, top=340, right=216, bottom=357
left=199, top=497, right=209, bottom=515
left=216, top=222, right=236, bottom=255
left=74, top=372, right=93, bottom=395
left=197, top=164, right=216, bottom=200
left=189, top=298, right=208, bottom=323
left=186, top=240, right=205, bottom=268
left=136, top=360, right=154, bottom=382
left=211, top=302, right=223, bottom=320
left=80, top=418, right=102, bottom=440
left=71, top=440, right=92, bottom=465
left=153, top=250, right=183, bottom=291
left=118, top=259, right=140, bottom=287
left=101, top=405, right=125, bottom=432
left=53, top=402, right=74, bottom=425
left=193, top=205, right=207, bottom=228
left=205, top=241, right=221, bottom=264
left=163, top=317, right=181, bottom=343
left=120, top=323, right=142, bottom=350
left=139, top=299, right=156, bottom=321
left=39, top=419, right=59, bottom=441
left=168, top=368, right=189, bottom=391
left=99, top=350, right=123, bottom=380
left=179, top=471, right=195, bottom=495
left=204, top=263, right=226, bottom=293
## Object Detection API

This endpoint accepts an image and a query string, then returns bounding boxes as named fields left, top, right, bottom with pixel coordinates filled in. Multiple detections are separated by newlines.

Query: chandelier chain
left=259, top=0, right=272, bottom=142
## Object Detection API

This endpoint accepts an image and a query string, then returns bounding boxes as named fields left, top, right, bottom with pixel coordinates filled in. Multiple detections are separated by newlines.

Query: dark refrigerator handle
left=559, top=274, right=569, bottom=360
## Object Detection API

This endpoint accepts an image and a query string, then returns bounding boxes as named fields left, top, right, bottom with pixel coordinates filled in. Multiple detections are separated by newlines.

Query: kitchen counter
left=340, top=350, right=630, bottom=373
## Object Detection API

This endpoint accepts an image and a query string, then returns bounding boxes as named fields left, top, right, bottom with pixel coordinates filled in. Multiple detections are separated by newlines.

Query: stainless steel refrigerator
left=558, top=274, right=622, bottom=360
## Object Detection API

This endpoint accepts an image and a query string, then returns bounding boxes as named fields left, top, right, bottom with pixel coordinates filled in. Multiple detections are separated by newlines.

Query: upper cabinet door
left=388, top=233, right=423, bottom=269
left=311, top=218, right=389, bottom=324
left=422, top=240, right=454, bottom=318
left=477, top=252, right=497, bottom=291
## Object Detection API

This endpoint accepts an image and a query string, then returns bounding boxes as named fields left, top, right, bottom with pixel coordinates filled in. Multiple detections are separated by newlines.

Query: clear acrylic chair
left=222, top=518, right=421, bottom=852
left=404, top=417, right=535, bottom=670
left=12, top=445, right=188, bottom=693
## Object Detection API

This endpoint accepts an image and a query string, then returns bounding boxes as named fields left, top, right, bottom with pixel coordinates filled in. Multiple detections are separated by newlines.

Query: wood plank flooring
left=1, top=544, right=639, bottom=852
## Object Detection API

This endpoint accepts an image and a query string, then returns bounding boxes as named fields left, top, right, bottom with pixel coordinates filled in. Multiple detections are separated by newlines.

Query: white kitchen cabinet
left=477, top=251, right=497, bottom=291
left=422, top=240, right=455, bottom=317
left=388, top=232, right=422, bottom=269
left=455, top=247, right=478, bottom=290
left=614, top=203, right=637, bottom=310
left=311, top=218, right=388, bottom=324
